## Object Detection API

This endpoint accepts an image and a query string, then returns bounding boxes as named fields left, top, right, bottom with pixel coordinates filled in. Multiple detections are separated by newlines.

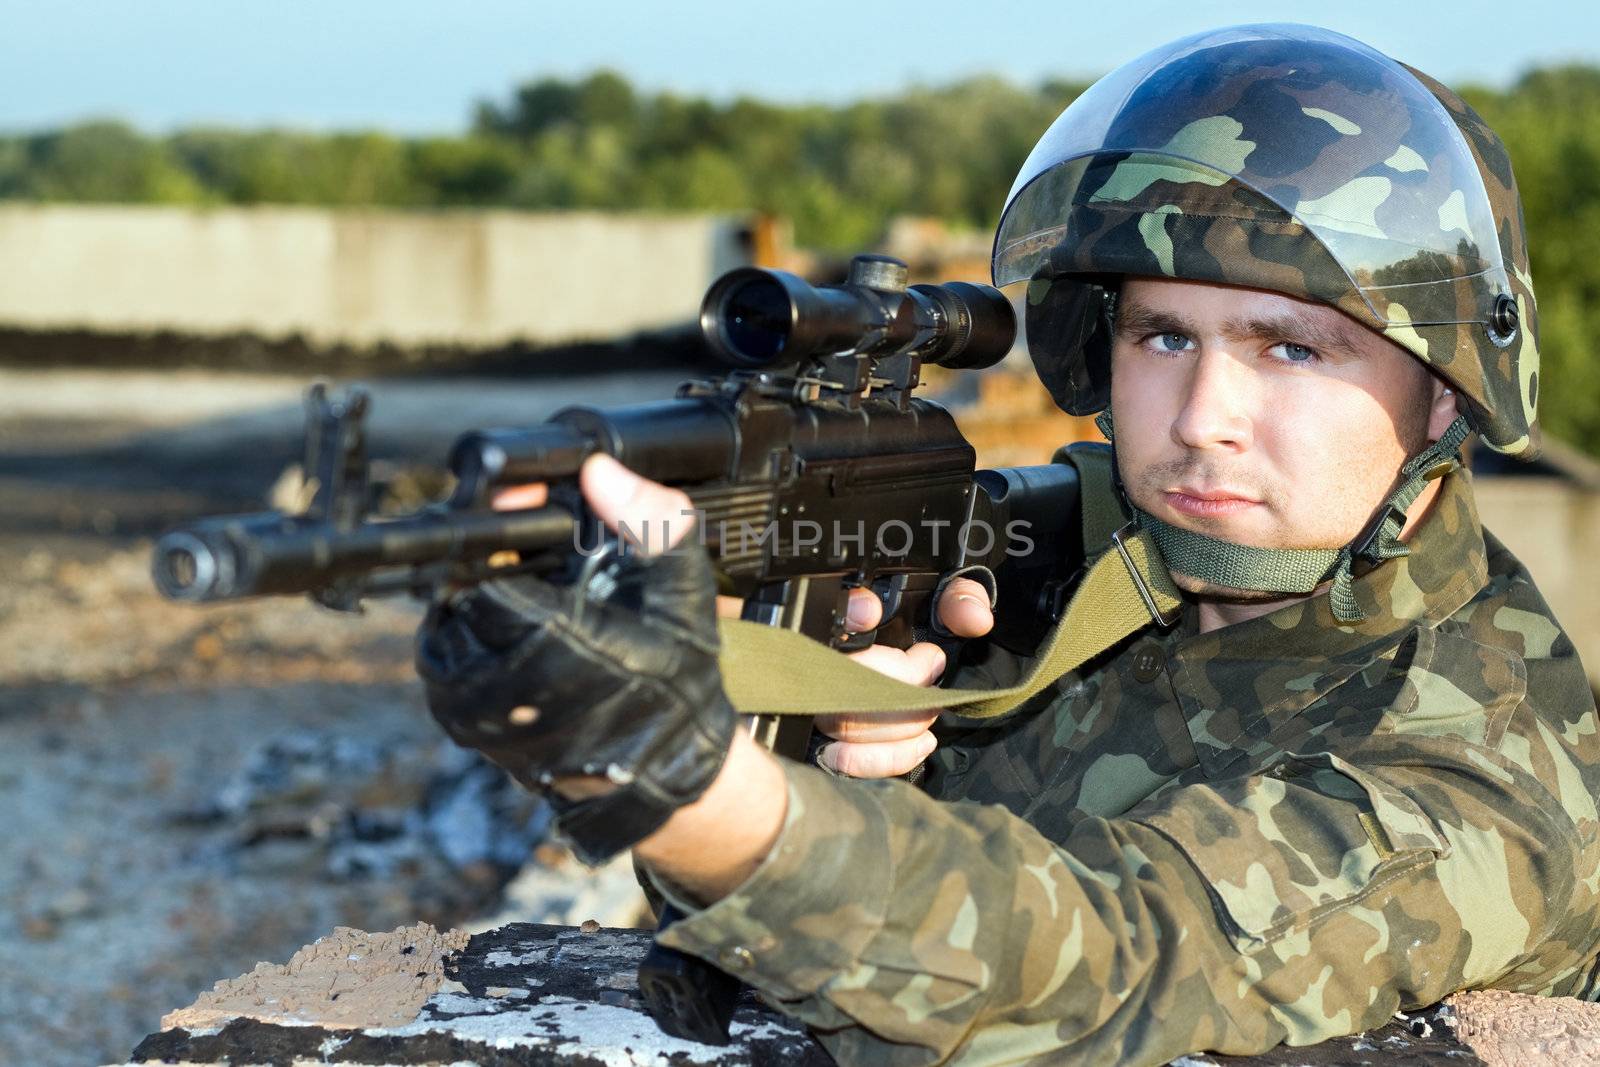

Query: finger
left=817, top=732, right=938, bottom=779
left=816, top=708, right=939, bottom=744
left=579, top=455, right=714, bottom=637
left=715, top=595, right=744, bottom=619
left=844, top=586, right=883, bottom=632
left=579, top=454, right=696, bottom=556
left=491, top=482, right=549, bottom=511
left=846, top=641, right=946, bottom=687
left=937, top=577, right=995, bottom=638
left=549, top=775, right=617, bottom=801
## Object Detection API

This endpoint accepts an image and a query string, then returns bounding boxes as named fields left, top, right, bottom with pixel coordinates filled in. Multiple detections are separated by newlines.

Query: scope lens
left=719, top=276, right=792, bottom=364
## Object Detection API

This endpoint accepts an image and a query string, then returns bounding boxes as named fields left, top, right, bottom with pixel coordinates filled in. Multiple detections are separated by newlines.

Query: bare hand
left=813, top=578, right=994, bottom=779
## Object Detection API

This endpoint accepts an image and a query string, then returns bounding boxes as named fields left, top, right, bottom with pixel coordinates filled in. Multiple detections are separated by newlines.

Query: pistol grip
left=863, top=572, right=947, bottom=649
left=637, top=905, right=742, bottom=1045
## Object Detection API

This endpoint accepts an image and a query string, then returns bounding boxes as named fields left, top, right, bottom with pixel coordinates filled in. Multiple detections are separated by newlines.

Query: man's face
left=1108, top=277, right=1443, bottom=598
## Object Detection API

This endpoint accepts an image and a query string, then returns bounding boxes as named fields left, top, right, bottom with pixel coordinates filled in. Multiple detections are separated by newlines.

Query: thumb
left=580, top=453, right=716, bottom=640
left=580, top=454, right=698, bottom=557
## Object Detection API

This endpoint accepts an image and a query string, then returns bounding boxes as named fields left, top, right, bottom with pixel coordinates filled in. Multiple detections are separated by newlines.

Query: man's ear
left=1426, top=377, right=1460, bottom=442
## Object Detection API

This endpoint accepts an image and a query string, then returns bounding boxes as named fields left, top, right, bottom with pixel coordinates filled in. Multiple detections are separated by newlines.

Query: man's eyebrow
left=1221, top=310, right=1367, bottom=358
left=1112, top=301, right=1194, bottom=337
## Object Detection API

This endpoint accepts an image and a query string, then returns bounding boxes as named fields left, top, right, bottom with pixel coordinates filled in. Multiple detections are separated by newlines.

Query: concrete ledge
left=121, top=922, right=1511, bottom=1066
left=129, top=923, right=832, bottom=1066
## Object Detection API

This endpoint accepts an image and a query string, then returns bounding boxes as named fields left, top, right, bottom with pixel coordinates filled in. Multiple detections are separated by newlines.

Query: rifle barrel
left=152, top=506, right=576, bottom=603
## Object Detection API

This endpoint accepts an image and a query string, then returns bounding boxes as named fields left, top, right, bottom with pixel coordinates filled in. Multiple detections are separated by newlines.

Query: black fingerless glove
left=415, top=542, right=736, bottom=865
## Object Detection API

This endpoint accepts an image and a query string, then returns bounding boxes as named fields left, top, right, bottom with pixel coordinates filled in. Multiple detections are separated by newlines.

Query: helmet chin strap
left=1094, top=411, right=1473, bottom=623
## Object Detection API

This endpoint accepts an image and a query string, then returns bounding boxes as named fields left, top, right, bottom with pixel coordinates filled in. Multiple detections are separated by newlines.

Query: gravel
left=0, top=369, right=667, bottom=1067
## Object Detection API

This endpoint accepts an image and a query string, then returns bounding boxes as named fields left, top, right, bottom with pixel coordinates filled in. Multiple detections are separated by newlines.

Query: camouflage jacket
left=654, top=469, right=1600, bottom=1065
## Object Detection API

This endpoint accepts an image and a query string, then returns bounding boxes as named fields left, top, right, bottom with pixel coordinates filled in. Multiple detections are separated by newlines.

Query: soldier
left=416, top=24, right=1600, bottom=1065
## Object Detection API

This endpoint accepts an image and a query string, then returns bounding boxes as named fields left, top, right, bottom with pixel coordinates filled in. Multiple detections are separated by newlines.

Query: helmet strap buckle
left=1111, top=523, right=1182, bottom=629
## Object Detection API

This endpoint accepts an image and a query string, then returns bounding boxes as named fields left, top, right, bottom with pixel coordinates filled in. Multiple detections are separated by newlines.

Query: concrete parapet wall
left=0, top=204, right=748, bottom=346
left=126, top=922, right=1493, bottom=1066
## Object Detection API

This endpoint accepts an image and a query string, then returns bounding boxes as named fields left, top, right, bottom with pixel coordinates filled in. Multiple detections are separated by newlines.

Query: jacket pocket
left=1132, top=751, right=1450, bottom=952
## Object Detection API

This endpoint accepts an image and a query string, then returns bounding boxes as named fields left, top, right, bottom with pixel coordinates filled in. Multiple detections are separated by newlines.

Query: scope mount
left=749, top=253, right=940, bottom=412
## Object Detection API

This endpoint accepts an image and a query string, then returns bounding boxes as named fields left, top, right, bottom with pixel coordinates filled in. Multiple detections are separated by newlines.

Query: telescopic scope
left=701, top=254, right=1014, bottom=371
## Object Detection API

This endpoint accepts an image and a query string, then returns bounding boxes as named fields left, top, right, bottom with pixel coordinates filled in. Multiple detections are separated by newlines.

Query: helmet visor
left=993, top=24, right=1509, bottom=328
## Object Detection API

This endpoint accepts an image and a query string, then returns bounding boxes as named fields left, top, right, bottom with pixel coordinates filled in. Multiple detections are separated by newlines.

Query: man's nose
left=1172, top=349, right=1253, bottom=451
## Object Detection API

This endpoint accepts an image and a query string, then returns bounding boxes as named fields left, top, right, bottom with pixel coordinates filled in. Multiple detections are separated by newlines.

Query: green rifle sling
left=715, top=446, right=1181, bottom=719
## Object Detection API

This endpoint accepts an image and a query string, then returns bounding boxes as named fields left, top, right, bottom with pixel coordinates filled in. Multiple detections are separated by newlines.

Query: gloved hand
left=415, top=456, right=735, bottom=866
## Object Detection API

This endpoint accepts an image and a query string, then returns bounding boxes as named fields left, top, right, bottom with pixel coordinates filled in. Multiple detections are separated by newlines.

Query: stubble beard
left=1125, top=460, right=1309, bottom=602
left=1166, top=571, right=1307, bottom=602
left=1128, top=399, right=1433, bottom=603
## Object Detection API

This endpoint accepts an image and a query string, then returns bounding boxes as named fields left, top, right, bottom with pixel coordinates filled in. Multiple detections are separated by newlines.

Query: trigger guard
left=834, top=628, right=878, bottom=653
left=930, top=564, right=999, bottom=638
left=868, top=574, right=906, bottom=619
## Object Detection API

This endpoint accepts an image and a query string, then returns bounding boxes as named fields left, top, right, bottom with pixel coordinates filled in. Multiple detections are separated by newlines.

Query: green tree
left=408, top=136, right=519, bottom=205
left=475, top=77, right=578, bottom=139
left=1464, top=65, right=1600, bottom=456
left=21, top=121, right=201, bottom=202
left=0, top=137, right=28, bottom=198
left=2, top=66, right=1596, bottom=457
left=476, top=69, right=637, bottom=139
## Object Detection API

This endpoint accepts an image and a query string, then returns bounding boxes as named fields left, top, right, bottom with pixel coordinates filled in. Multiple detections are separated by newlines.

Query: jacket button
left=1131, top=643, right=1165, bottom=683
left=719, top=946, right=756, bottom=971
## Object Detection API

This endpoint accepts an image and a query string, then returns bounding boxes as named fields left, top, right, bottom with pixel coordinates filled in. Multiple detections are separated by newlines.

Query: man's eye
left=1270, top=342, right=1318, bottom=363
left=1148, top=332, right=1193, bottom=353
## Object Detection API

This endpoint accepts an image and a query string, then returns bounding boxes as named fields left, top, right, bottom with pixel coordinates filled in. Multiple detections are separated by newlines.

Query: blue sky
left=3, top=0, right=1596, bottom=134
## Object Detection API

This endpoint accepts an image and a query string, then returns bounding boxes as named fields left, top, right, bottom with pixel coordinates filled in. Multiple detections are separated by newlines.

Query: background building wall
left=1474, top=477, right=1600, bottom=689
left=0, top=204, right=749, bottom=346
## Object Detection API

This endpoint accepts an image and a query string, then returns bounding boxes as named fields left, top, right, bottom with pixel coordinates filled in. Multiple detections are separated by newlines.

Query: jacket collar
left=1163, top=468, right=1489, bottom=775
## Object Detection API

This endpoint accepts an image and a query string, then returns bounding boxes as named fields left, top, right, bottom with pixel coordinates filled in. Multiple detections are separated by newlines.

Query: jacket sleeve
left=652, top=721, right=1597, bottom=1066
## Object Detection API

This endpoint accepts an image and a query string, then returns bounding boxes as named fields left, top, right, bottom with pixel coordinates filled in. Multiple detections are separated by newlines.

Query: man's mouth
left=1162, top=486, right=1261, bottom=519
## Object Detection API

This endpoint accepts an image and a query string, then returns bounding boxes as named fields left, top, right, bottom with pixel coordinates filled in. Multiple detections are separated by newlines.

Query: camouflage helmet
left=993, top=23, right=1541, bottom=458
